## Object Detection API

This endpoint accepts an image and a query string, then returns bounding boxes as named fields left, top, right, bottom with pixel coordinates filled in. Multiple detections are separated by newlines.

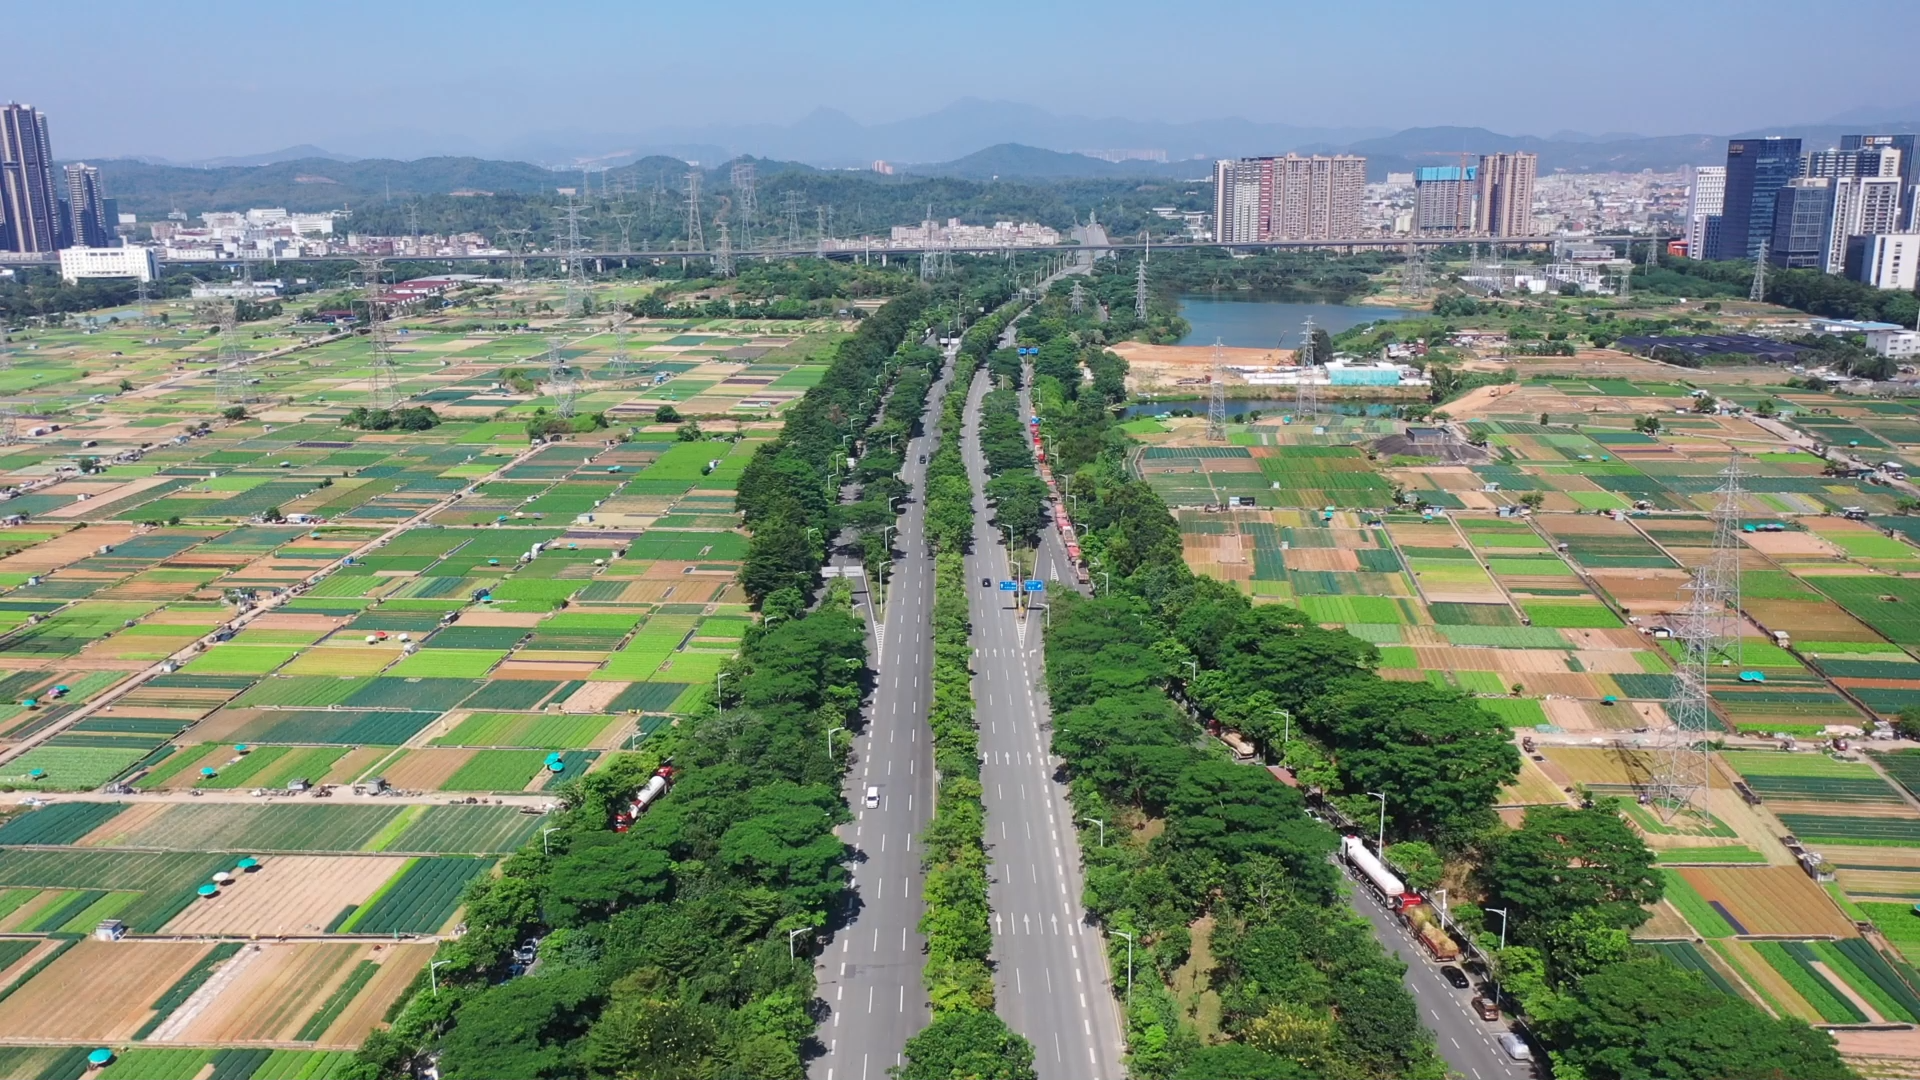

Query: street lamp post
left=1032, top=603, right=1050, bottom=629
left=541, top=827, right=560, bottom=856
left=1183, top=659, right=1198, bottom=683
left=789, top=926, right=814, bottom=958
left=430, top=958, right=451, bottom=996
left=827, top=726, right=844, bottom=760
left=1367, top=791, right=1387, bottom=851
left=1083, top=817, right=1105, bottom=847
left=1433, top=888, right=1448, bottom=918
left=1099, top=571, right=1111, bottom=596
left=715, top=672, right=727, bottom=718
left=1488, top=906, right=1511, bottom=1004
left=1115, top=930, right=1135, bottom=1008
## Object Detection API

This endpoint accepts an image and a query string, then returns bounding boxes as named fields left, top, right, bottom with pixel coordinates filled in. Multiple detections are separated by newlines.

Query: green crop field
left=341, top=856, right=492, bottom=934
left=0, top=802, right=126, bottom=845
left=110, top=804, right=405, bottom=852
left=1776, top=813, right=1920, bottom=846
left=431, top=711, right=618, bottom=748
left=443, top=750, right=546, bottom=791
left=386, top=805, right=549, bottom=853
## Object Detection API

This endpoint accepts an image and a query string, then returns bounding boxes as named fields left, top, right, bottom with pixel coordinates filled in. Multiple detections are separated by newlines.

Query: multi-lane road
left=961, top=364, right=1127, bottom=1080
left=809, top=345, right=954, bottom=1080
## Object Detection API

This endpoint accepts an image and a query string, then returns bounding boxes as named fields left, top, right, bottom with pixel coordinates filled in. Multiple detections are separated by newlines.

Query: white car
left=864, top=786, right=879, bottom=809
left=1498, top=1033, right=1533, bottom=1062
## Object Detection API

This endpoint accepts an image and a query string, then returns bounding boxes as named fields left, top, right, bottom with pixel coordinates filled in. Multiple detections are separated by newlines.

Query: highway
left=1343, top=867, right=1532, bottom=1080
left=808, top=346, right=953, bottom=1080
left=960, top=363, right=1126, bottom=1080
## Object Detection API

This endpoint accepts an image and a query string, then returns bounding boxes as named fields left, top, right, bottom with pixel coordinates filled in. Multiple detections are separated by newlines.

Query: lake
left=1176, top=296, right=1410, bottom=349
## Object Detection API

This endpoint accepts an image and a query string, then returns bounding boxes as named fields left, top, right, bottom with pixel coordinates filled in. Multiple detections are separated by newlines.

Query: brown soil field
left=0, top=891, right=61, bottom=932
left=1571, top=649, right=1652, bottom=674
left=162, top=855, right=407, bottom=937
left=1743, top=599, right=1877, bottom=640
left=0, top=939, right=57, bottom=993
left=248, top=613, right=346, bottom=633
left=1744, top=531, right=1844, bottom=557
left=77, top=801, right=171, bottom=844
left=1681, top=865, right=1858, bottom=937
left=380, top=748, right=475, bottom=790
left=1499, top=757, right=1569, bottom=807
left=498, top=660, right=602, bottom=680
left=1835, top=869, right=1920, bottom=898
left=1822, top=845, right=1920, bottom=870
left=452, top=610, right=546, bottom=627
left=1109, top=341, right=1298, bottom=394
left=324, top=746, right=391, bottom=784
left=318, top=942, right=434, bottom=1047
left=0, top=939, right=211, bottom=1041
left=1721, top=938, right=1822, bottom=1022
left=0, top=525, right=137, bottom=573
left=515, top=650, right=611, bottom=664
left=1634, top=898, right=1699, bottom=939
left=1544, top=745, right=1732, bottom=788
left=555, top=683, right=624, bottom=716
left=165, top=941, right=365, bottom=1042
left=1588, top=570, right=1694, bottom=602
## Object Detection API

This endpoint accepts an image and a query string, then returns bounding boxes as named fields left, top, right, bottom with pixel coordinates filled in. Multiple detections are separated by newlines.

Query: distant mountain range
left=69, top=98, right=1920, bottom=213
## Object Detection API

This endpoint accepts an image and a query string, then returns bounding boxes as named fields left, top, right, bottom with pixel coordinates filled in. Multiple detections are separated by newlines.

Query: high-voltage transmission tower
left=815, top=206, right=828, bottom=257
left=1134, top=258, right=1149, bottom=320
left=714, top=221, right=735, bottom=278
left=1401, top=239, right=1429, bottom=294
left=606, top=323, right=637, bottom=378
left=1293, top=316, right=1320, bottom=426
left=782, top=191, right=804, bottom=250
left=1750, top=241, right=1769, bottom=302
left=546, top=336, right=577, bottom=418
left=682, top=171, right=705, bottom=255
left=1069, top=280, right=1087, bottom=314
left=355, top=259, right=400, bottom=410
left=1645, top=225, right=1661, bottom=272
left=556, top=189, right=591, bottom=317
left=1648, top=452, right=1745, bottom=819
left=1204, top=339, right=1228, bottom=442
left=0, top=404, right=17, bottom=447
left=730, top=162, right=757, bottom=251
left=213, top=302, right=253, bottom=408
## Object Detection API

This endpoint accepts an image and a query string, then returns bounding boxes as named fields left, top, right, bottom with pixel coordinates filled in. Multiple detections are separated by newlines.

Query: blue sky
left=14, top=0, right=1920, bottom=160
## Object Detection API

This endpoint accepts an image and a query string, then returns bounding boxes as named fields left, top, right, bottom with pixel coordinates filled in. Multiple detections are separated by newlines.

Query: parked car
left=1472, top=996, right=1500, bottom=1021
left=1440, top=965, right=1470, bottom=989
left=1499, top=1034, right=1533, bottom=1062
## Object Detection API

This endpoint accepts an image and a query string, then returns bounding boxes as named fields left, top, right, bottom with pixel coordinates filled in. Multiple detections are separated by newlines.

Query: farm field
left=0, top=280, right=774, bottom=1066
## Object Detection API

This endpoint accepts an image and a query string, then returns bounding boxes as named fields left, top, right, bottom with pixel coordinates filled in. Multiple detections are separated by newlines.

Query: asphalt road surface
left=809, top=346, right=956, bottom=1080
left=1344, top=866, right=1535, bottom=1080
left=961, top=364, right=1126, bottom=1080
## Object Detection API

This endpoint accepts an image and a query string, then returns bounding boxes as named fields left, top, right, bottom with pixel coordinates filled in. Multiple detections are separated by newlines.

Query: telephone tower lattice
left=1204, top=339, right=1228, bottom=442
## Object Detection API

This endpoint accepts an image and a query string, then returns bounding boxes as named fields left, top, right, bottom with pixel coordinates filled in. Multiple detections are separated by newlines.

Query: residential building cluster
left=1684, top=132, right=1919, bottom=289
left=1211, top=154, right=1368, bottom=242
left=154, top=209, right=499, bottom=263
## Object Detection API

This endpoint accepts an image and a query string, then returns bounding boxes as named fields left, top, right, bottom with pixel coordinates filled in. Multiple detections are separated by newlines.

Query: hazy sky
left=15, top=0, right=1919, bottom=160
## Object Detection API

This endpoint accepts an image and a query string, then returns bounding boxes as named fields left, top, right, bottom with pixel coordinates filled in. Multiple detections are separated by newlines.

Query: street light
left=715, top=672, right=727, bottom=718
left=789, top=926, right=814, bottom=958
left=1114, top=930, right=1135, bottom=1008
left=541, top=827, right=561, bottom=856
left=827, top=725, right=844, bottom=760
left=1367, top=791, right=1387, bottom=851
left=1273, top=709, right=1291, bottom=750
left=1099, top=571, right=1111, bottom=596
left=1032, top=603, right=1050, bottom=629
left=430, top=958, right=451, bottom=996
left=1183, top=659, right=1198, bottom=682
left=1433, top=888, right=1448, bottom=918
left=1082, top=816, right=1106, bottom=847
left=1488, top=906, right=1510, bottom=950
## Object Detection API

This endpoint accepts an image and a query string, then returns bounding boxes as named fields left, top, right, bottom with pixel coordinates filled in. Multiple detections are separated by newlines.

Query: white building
left=1826, top=177, right=1905, bottom=274
left=191, top=281, right=282, bottom=300
left=1686, top=165, right=1725, bottom=260
left=58, top=245, right=157, bottom=283
left=1847, top=234, right=1920, bottom=290
left=1866, top=328, right=1920, bottom=359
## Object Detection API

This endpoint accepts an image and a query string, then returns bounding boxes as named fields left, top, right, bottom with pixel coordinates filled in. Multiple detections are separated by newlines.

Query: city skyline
left=5, top=0, right=1918, bottom=163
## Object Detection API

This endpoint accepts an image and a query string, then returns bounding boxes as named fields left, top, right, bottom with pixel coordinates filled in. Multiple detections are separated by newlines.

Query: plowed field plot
left=339, top=855, right=491, bottom=934
left=161, top=855, right=408, bottom=936
left=385, top=805, right=547, bottom=853
left=1678, top=865, right=1858, bottom=937
left=0, top=938, right=211, bottom=1041
left=106, top=804, right=405, bottom=852
left=163, top=941, right=375, bottom=1044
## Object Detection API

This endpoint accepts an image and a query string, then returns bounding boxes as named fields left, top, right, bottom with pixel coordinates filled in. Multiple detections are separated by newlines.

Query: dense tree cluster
left=342, top=405, right=440, bottom=431
left=1646, top=255, right=1920, bottom=327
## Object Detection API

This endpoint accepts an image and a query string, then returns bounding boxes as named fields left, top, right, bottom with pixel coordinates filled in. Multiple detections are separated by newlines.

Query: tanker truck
left=612, top=766, right=674, bottom=831
left=1341, top=834, right=1410, bottom=908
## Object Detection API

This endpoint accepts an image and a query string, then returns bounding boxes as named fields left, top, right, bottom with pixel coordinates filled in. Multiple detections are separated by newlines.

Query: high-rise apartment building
left=1713, top=137, right=1802, bottom=261
left=1686, top=166, right=1726, bottom=259
left=64, top=164, right=111, bottom=249
left=1842, top=134, right=1917, bottom=228
left=0, top=103, right=61, bottom=254
left=1826, top=176, right=1905, bottom=273
left=1475, top=152, right=1537, bottom=237
left=1414, top=166, right=1476, bottom=233
left=1769, top=178, right=1835, bottom=270
left=1211, top=154, right=1365, bottom=243
left=1845, top=233, right=1920, bottom=290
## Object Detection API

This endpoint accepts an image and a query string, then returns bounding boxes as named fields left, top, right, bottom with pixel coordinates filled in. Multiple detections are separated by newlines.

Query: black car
left=1440, top=965, right=1471, bottom=989
left=981, top=577, right=992, bottom=588
left=918, top=454, right=926, bottom=464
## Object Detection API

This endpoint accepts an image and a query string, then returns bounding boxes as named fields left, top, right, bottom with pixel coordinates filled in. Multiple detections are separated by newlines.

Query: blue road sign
left=998, top=580, right=1018, bottom=591
left=1023, top=580, right=1044, bottom=592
